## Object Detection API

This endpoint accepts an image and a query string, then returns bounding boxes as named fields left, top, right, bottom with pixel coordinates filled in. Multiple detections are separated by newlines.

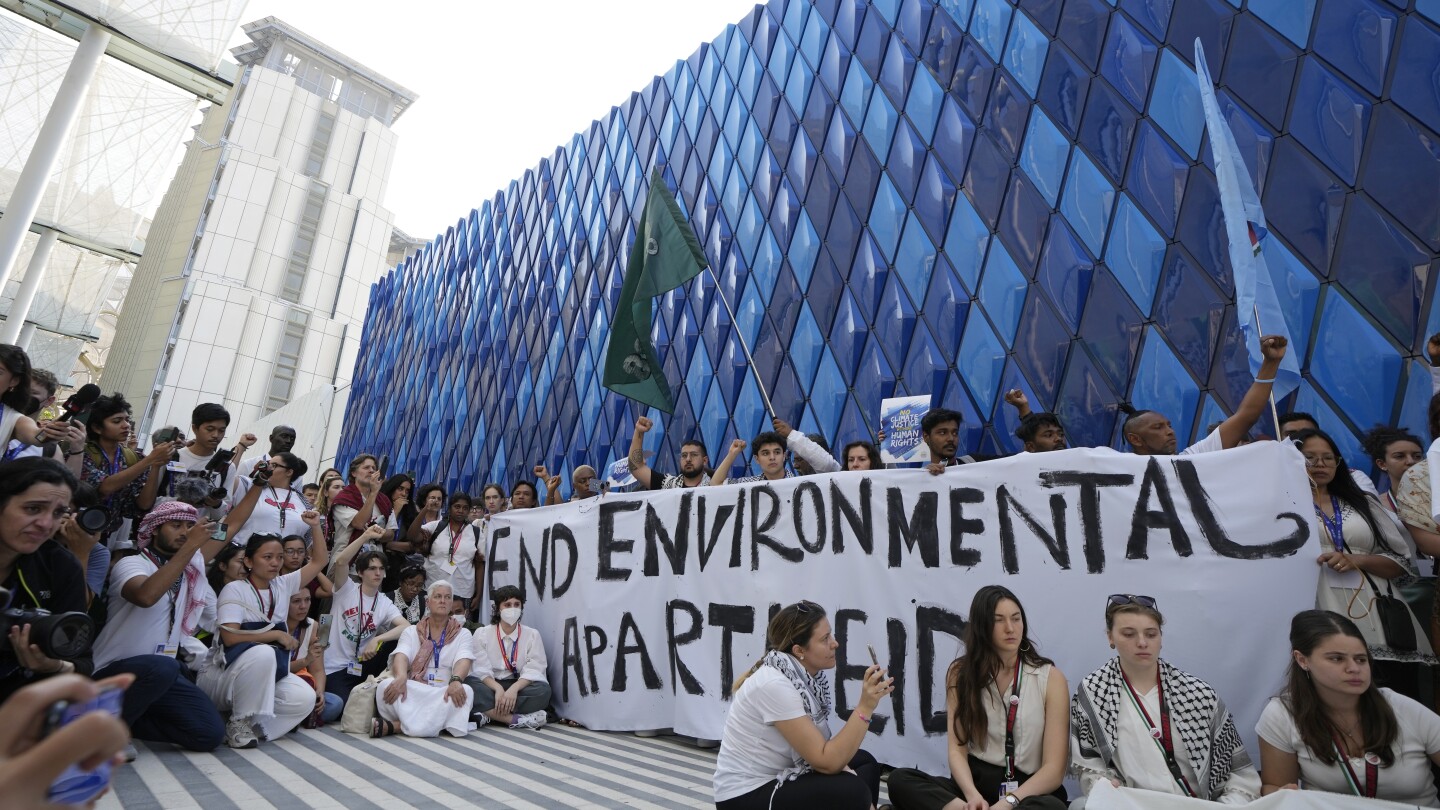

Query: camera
left=73, top=506, right=108, bottom=535
left=250, top=460, right=272, bottom=484
left=0, top=587, right=94, bottom=660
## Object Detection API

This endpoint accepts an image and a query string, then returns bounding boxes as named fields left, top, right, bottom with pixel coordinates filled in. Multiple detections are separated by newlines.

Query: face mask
left=500, top=607, right=523, bottom=625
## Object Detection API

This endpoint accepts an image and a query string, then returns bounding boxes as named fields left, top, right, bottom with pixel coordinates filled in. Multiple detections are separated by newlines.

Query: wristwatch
left=1002, top=795, right=1019, bottom=807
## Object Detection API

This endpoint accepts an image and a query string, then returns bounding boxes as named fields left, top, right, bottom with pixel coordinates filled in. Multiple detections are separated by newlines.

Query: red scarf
left=327, top=483, right=392, bottom=549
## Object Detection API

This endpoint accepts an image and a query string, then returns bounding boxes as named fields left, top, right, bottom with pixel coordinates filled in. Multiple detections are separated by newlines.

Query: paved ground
left=98, top=725, right=723, bottom=809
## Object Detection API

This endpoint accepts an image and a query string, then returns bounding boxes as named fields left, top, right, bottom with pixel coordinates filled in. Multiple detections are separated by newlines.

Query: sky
left=231, top=0, right=762, bottom=243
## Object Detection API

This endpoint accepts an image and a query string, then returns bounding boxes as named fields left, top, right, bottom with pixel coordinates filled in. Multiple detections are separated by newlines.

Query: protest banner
left=879, top=395, right=932, bottom=463
left=486, top=442, right=1319, bottom=774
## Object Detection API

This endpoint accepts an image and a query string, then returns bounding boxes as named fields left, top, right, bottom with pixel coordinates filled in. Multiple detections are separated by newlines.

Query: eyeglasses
left=1107, top=594, right=1158, bottom=609
left=1304, top=455, right=1338, bottom=467
left=270, top=463, right=290, bottom=471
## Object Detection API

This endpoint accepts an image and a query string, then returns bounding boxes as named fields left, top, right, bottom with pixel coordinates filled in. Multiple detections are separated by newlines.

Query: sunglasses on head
left=793, top=600, right=820, bottom=614
left=1107, top=594, right=1158, bottom=609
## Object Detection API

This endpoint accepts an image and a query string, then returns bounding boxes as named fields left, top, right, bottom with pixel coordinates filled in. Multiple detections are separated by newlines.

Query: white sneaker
left=472, top=712, right=491, bottom=728
left=509, top=711, right=546, bottom=730
left=225, top=716, right=258, bottom=749
left=121, top=743, right=138, bottom=762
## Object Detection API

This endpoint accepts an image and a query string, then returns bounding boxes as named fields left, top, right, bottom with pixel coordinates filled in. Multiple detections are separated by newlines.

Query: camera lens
left=27, top=611, right=93, bottom=659
left=76, top=507, right=108, bottom=534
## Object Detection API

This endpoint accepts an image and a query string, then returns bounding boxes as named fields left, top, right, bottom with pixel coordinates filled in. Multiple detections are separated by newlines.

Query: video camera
left=0, top=586, right=93, bottom=660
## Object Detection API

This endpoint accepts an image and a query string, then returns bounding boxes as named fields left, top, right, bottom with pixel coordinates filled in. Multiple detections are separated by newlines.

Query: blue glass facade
left=339, top=0, right=1440, bottom=497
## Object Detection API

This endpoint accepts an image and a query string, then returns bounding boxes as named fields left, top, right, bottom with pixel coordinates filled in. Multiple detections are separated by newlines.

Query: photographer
left=90, top=501, right=224, bottom=751
left=81, top=392, right=173, bottom=547
left=229, top=452, right=309, bottom=547
left=164, top=403, right=255, bottom=520
left=0, top=458, right=94, bottom=704
left=0, top=346, right=75, bottom=459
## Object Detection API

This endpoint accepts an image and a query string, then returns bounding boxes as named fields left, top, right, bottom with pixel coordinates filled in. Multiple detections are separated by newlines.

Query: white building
left=103, top=17, right=416, bottom=467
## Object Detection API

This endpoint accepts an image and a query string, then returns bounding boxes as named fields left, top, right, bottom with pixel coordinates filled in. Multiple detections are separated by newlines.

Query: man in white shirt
left=466, top=585, right=550, bottom=729
left=91, top=500, right=225, bottom=751
left=1122, top=335, right=1289, bottom=455
left=164, top=402, right=255, bottom=518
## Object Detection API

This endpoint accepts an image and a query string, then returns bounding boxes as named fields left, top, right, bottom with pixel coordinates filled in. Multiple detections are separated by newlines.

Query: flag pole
left=706, top=266, right=775, bottom=417
left=1252, top=304, right=1283, bottom=438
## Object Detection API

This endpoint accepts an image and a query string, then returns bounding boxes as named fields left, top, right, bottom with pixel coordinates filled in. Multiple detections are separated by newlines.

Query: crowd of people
left=3, top=327, right=1440, bottom=809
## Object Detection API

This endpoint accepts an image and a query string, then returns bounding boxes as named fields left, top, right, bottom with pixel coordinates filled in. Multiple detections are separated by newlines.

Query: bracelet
left=449, top=675, right=463, bottom=683
left=856, top=711, right=871, bottom=724
left=1254, top=377, right=1276, bottom=384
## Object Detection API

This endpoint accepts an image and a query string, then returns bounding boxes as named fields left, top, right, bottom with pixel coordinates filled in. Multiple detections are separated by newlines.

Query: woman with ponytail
left=1258, top=610, right=1440, bottom=803
left=888, top=586, right=1068, bottom=809
left=712, top=600, right=893, bottom=809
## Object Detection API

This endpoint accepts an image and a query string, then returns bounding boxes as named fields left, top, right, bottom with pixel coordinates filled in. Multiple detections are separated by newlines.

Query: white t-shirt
left=1181, top=429, right=1225, bottom=455
left=217, top=569, right=302, bottom=628
left=471, top=622, right=548, bottom=683
left=420, top=519, right=484, bottom=599
left=230, top=485, right=306, bottom=546
left=713, top=666, right=825, bottom=802
left=392, top=623, right=476, bottom=685
left=325, top=577, right=402, bottom=674
left=1257, top=689, right=1440, bottom=805
left=93, top=551, right=215, bottom=670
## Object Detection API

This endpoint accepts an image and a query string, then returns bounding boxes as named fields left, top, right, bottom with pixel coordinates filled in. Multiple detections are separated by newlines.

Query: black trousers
left=717, top=750, right=879, bottom=810
left=888, top=757, right=1067, bottom=810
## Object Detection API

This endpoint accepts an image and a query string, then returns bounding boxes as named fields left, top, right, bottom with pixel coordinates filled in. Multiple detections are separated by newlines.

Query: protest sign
left=486, top=443, right=1318, bottom=774
left=879, top=395, right=932, bottom=464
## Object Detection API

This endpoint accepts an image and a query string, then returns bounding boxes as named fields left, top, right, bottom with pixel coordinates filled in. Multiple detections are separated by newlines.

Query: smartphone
left=155, top=426, right=181, bottom=444
left=211, top=522, right=228, bottom=542
left=378, top=454, right=390, bottom=478
left=316, top=615, right=332, bottom=649
left=44, top=685, right=124, bottom=804
left=867, top=644, right=880, bottom=667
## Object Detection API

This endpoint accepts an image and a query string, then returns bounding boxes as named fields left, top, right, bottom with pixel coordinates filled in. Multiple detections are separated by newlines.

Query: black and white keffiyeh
left=1071, top=658, right=1250, bottom=800
left=762, top=650, right=832, bottom=784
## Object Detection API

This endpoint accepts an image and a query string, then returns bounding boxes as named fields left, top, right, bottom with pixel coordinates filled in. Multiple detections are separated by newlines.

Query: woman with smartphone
left=200, top=510, right=328, bottom=749
left=284, top=589, right=339, bottom=726
left=887, top=586, right=1069, bottom=809
left=1069, top=595, right=1260, bottom=804
left=712, top=600, right=892, bottom=810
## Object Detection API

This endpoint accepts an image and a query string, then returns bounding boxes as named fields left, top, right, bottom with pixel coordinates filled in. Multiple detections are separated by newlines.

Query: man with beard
left=921, top=408, right=972, bottom=475
left=627, top=416, right=715, bottom=489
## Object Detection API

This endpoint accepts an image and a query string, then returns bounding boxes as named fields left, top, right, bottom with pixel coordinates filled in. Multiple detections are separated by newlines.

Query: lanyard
left=1316, top=496, right=1346, bottom=552
left=268, top=486, right=294, bottom=531
left=248, top=578, right=275, bottom=620
left=141, top=550, right=182, bottom=635
left=290, top=622, right=307, bottom=662
left=498, top=624, right=523, bottom=676
left=354, top=586, right=378, bottom=648
left=448, top=521, right=466, bottom=564
left=1002, top=663, right=1022, bottom=779
left=1119, top=669, right=1195, bottom=797
left=427, top=621, right=448, bottom=671
left=1330, top=731, right=1379, bottom=798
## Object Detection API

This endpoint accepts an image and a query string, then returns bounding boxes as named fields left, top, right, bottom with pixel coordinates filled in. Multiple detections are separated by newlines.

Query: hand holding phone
left=42, top=684, right=126, bottom=804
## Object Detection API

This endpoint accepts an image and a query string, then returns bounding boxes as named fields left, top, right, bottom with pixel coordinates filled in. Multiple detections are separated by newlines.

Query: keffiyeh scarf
left=1071, top=658, right=1250, bottom=801
left=762, top=650, right=832, bottom=785
left=135, top=500, right=210, bottom=636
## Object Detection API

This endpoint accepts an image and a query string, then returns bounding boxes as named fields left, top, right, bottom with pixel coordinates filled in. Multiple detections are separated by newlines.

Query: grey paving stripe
left=140, top=754, right=242, bottom=810
left=507, top=729, right=714, bottom=794
left=260, top=735, right=411, bottom=807
left=106, top=757, right=161, bottom=810
left=286, top=731, right=486, bottom=807
left=210, top=746, right=383, bottom=810
left=386, top=733, right=633, bottom=808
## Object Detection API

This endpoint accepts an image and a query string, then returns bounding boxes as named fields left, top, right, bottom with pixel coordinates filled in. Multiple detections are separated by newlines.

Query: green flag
left=602, top=170, right=708, bottom=413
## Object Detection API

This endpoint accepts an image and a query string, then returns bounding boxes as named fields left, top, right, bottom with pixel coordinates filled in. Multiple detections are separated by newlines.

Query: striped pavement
left=97, top=724, right=894, bottom=808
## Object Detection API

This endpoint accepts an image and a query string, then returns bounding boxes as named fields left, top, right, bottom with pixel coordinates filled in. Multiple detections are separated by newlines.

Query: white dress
left=376, top=623, right=476, bottom=737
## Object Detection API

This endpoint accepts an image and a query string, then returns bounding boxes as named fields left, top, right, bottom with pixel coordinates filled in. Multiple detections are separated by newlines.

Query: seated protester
left=198, top=512, right=329, bottom=749
left=629, top=416, right=715, bottom=490
left=1258, top=610, right=1440, bottom=803
left=232, top=426, right=296, bottom=493
left=164, top=403, right=255, bottom=520
left=1299, top=428, right=1435, bottom=700
left=301, top=482, right=318, bottom=504
left=91, top=501, right=225, bottom=752
left=409, top=493, right=483, bottom=614
left=1121, top=336, right=1287, bottom=456
left=284, top=589, right=338, bottom=726
left=81, top=393, right=174, bottom=547
left=377, top=474, right=415, bottom=589
left=509, top=479, right=540, bottom=509
left=387, top=565, right=426, bottom=624
left=59, top=483, right=109, bottom=596
left=206, top=542, right=246, bottom=599
left=4, top=368, right=85, bottom=466
left=373, top=580, right=475, bottom=738
left=281, top=534, right=333, bottom=615
left=772, top=418, right=841, bottom=475
left=228, top=452, right=310, bottom=547
left=466, top=585, right=550, bottom=730
left=710, top=432, right=793, bottom=485
left=313, top=473, right=344, bottom=542
left=1070, top=595, right=1260, bottom=804
left=713, top=600, right=892, bottom=810
left=888, top=586, right=1068, bottom=809
left=0, top=458, right=93, bottom=703
left=324, top=527, right=408, bottom=701
left=327, top=454, right=391, bottom=551
left=0, top=345, right=73, bottom=452
left=841, top=441, right=881, bottom=471
left=1360, top=426, right=1425, bottom=514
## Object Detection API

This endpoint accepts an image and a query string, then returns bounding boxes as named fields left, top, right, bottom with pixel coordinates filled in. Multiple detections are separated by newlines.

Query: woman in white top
left=408, top=492, right=484, bottom=612
left=712, top=600, right=893, bottom=810
left=228, top=452, right=309, bottom=547
left=284, top=588, right=338, bottom=725
left=1297, top=428, right=1436, bottom=701
left=467, top=585, right=550, bottom=730
left=888, top=585, right=1068, bottom=810
left=0, top=345, right=66, bottom=450
left=373, top=580, right=475, bottom=738
left=1258, top=609, right=1440, bottom=804
left=1070, top=594, right=1260, bottom=804
left=200, top=511, right=328, bottom=749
